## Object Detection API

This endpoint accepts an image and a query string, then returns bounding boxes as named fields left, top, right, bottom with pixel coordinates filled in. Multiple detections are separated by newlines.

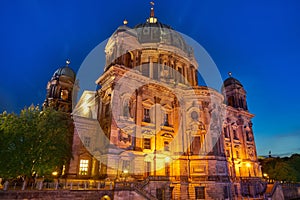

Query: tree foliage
left=260, top=154, right=300, bottom=182
left=0, top=106, right=74, bottom=180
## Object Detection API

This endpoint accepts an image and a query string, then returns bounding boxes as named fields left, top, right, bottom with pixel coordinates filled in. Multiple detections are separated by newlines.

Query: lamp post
left=123, top=169, right=128, bottom=181
left=52, top=171, right=59, bottom=190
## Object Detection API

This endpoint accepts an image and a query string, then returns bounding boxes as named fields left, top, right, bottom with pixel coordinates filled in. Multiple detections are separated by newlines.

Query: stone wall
left=0, top=190, right=149, bottom=200
left=0, top=190, right=114, bottom=200
left=282, top=184, right=300, bottom=200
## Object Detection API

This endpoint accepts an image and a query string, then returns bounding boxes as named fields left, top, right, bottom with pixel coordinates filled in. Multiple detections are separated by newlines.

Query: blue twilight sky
left=0, top=0, right=300, bottom=157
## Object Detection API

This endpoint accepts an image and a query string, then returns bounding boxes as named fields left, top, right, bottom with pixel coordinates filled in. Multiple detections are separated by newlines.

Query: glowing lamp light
left=52, top=171, right=58, bottom=176
left=123, top=169, right=128, bottom=174
left=165, top=156, right=171, bottom=163
left=101, top=195, right=111, bottom=200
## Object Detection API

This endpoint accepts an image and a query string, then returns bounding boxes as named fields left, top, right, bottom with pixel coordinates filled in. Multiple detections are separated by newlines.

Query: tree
left=260, top=154, right=300, bottom=183
left=288, top=154, right=300, bottom=181
left=0, top=111, right=23, bottom=179
left=268, top=161, right=297, bottom=182
left=0, top=106, right=74, bottom=180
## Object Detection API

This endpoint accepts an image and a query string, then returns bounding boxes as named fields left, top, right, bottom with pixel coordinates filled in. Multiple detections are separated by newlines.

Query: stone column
left=240, top=124, right=248, bottom=159
left=135, top=89, right=143, bottom=151
left=192, top=68, right=196, bottom=86
left=149, top=56, right=153, bottom=78
left=183, top=65, right=188, bottom=84
left=91, top=158, right=99, bottom=177
left=187, top=67, right=192, bottom=85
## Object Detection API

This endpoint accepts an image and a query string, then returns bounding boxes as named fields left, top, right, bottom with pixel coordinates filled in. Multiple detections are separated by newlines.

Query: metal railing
left=1, top=179, right=114, bottom=191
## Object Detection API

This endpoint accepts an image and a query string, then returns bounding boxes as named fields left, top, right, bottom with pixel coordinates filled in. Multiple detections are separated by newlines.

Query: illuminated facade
left=45, top=5, right=265, bottom=200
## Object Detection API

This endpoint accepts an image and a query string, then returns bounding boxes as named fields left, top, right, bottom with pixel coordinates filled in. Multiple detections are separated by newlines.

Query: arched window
left=123, top=52, right=132, bottom=68
left=228, top=96, right=235, bottom=107
left=236, top=150, right=240, bottom=159
left=164, top=141, right=169, bottom=151
left=143, top=108, right=150, bottom=123
left=224, top=127, right=230, bottom=138
left=163, top=113, right=169, bottom=126
left=60, top=89, right=69, bottom=101
left=246, top=130, right=252, bottom=141
left=233, top=129, right=238, bottom=140
left=123, top=99, right=130, bottom=117
left=239, top=98, right=244, bottom=108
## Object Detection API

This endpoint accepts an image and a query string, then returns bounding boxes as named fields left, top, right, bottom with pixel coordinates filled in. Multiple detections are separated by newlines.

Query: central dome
left=107, top=5, right=193, bottom=57
left=134, top=21, right=190, bottom=53
left=104, top=5, right=197, bottom=71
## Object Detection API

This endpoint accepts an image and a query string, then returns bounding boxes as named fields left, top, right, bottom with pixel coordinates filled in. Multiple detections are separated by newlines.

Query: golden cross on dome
left=228, top=72, right=232, bottom=77
left=150, top=1, right=155, bottom=17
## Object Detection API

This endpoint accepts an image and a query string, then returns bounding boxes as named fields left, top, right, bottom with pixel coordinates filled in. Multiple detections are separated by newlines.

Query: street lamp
left=123, top=169, right=128, bottom=181
left=52, top=171, right=58, bottom=176
left=246, top=163, right=251, bottom=177
left=263, top=173, right=269, bottom=182
left=52, top=171, right=59, bottom=190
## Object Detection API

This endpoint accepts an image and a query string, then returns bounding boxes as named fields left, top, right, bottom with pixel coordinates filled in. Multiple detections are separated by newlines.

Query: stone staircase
left=132, top=178, right=157, bottom=200
left=172, top=186, right=180, bottom=199
left=240, top=178, right=267, bottom=197
left=115, top=178, right=157, bottom=200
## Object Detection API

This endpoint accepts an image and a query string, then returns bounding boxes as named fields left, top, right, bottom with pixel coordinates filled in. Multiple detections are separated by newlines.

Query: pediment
left=162, top=104, right=172, bottom=111
left=161, top=132, right=174, bottom=138
left=142, top=99, right=154, bottom=106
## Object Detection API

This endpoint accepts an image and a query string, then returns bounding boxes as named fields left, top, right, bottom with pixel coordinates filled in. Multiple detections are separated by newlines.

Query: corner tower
left=43, top=60, right=76, bottom=112
left=222, top=73, right=263, bottom=197
left=222, top=73, right=248, bottom=111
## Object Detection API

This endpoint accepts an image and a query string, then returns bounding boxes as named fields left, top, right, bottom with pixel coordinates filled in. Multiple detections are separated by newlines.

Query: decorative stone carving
left=161, top=132, right=174, bottom=138
left=118, top=129, right=131, bottom=143
left=247, top=147, right=255, bottom=159
left=209, top=104, right=222, bottom=131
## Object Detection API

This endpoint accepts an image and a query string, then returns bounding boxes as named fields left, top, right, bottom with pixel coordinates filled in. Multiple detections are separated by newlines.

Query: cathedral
left=44, top=4, right=265, bottom=200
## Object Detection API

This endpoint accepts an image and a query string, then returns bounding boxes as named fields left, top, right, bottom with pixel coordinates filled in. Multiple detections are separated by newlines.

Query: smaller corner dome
left=111, top=24, right=137, bottom=38
left=223, top=77, right=243, bottom=87
left=53, top=66, right=76, bottom=81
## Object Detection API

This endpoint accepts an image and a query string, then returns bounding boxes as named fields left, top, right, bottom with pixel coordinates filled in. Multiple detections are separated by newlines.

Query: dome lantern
left=147, top=1, right=157, bottom=23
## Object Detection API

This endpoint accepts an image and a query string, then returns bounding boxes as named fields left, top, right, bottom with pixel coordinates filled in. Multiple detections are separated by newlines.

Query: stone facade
left=45, top=6, right=265, bottom=200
